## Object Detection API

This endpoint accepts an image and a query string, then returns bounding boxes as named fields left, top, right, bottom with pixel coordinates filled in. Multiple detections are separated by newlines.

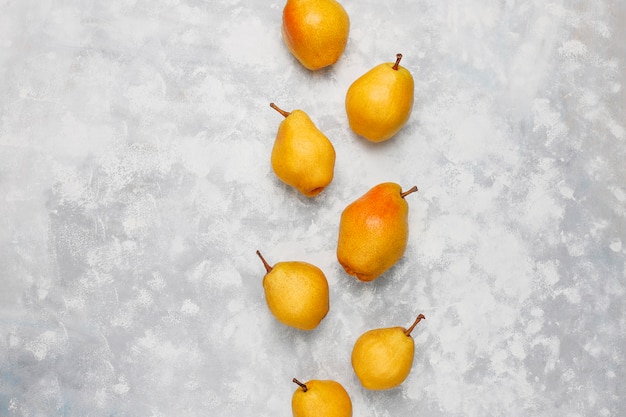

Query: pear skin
left=257, top=250, right=329, bottom=330
left=282, top=0, right=350, bottom=70
left=351, top=314, right=426, bottom=390
left=345, top=54, right=414, bottom=142
left=292, top=378, right=353, bottom=417
left=270, top=103, right=336, bottom=197
left=336, top=183, right=418, bottom=281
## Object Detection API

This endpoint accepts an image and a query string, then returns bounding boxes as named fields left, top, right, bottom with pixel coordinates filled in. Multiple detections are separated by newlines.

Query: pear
left=256, top=250, right=329, bottom=330
left=336, top=183, right=418, bottom=282
left=270, top=103, right=336, bottom=197
left=345, top=54, right=414, bottom=142
left=351, top=314, right=426, bottom=390
left=292, top=378, right=352, bottom=417
left=281, top=0, right=350, bottom=70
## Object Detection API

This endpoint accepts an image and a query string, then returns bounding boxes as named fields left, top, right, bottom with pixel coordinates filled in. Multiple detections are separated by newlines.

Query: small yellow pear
left=256, top=250, right=329, bottom=330
left=270, top=103, right=336, bottom=197
left=345, top=54, right=414, bottom=142
left=336, top=183, right=418, bottom=282
left=292, top=378, right=352, bottom=417
left=351, top=314, right=426, bottom=390
left=281, top=0, right=350, bottom=70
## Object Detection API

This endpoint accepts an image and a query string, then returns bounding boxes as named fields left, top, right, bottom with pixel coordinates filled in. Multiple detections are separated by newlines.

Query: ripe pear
left=336, top=182, right=418, bottom=282
left=281, top=0, right=350, bottom=70
left=345, top=54, right=414, bottom=142
left=351, top=314, right=426, bottom=390
left=292, top=378, right=352, bottom=417
left=270, top=103, right=336, bottom=197
left=256, top=250, right=329, bottom=330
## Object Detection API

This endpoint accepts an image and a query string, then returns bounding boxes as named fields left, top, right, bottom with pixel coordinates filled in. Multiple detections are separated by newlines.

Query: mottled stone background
left=1, top=1, right=624, bottom=416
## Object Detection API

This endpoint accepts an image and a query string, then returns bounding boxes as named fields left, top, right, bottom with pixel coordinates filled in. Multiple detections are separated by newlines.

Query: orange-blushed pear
left=281, top=0, right=350, bottom=70
left=337, top=183, right=418, bottom=281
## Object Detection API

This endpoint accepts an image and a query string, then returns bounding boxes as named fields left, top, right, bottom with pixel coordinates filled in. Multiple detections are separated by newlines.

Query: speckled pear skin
left=270, top=104, right=336, bottom=197
left=345, top=54, right=414, bottom=142
left=257, top=251, right=329, bottom=330
left=351, top=315, right=425, bottom=390
left=281, top=0, right=350, bottom=70
left=292, top=379, right=353, bottom=417
left=351, top=326, right=414, bottom=390
left=336, top=183, right=417, bottom=281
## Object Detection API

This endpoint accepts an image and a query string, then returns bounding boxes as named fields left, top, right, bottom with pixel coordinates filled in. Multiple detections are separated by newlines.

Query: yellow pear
left=345, top=54, right=414, bottom=142
left=292, top=378, right=352, bottom=417
left=336, top=182, right=418, bottom=282
left=256, top=250, right=329, bottom=330
left=351, top=314, right=426, bottom=390
left=270, top=103, right=336, bottom=197
left=281, top=0, right=350, bottom=70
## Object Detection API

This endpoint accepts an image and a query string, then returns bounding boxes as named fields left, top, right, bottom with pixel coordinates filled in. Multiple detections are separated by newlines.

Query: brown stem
left=392, top=53, right=403, bottom=70
left=256, top=250, right=272, bottom=273
left=293, top=378, right=308, bottom=392
left=270, top=102, right=291, bottom=118
left=400, top=186, right=418, bottom=198
left=404, top=314, right=426, bottom=336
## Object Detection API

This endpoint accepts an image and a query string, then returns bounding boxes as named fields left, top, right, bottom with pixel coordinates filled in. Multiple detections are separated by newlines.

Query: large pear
left=345, top=54, right=414, bottom=142
left=292, top=378, right=352, bottom=417
left=256, top=250, right=329, bottom=330
left=336, top=182, right=418, bottom=282
left=282, top=0, right=350, bottom=70
left=270, top=103, right=336, bottom=197
left=351, top=314, right=426, bottom=390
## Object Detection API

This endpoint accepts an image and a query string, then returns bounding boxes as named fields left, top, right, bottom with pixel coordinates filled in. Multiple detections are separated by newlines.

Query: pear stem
left=404, top=314, right=426, bottom=336
left=293, top=378, right=308, bottom=392
left=400, top=186, right=418, bottom=198
left=256, top=250, right=273, bottom=273
left=392, top=53, right=403, bottom=70
left=270, top=102, right=291, bottom=118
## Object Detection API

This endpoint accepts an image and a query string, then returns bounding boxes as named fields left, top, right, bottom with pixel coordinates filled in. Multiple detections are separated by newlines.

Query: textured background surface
left=1, top=1, right=625, bottom=416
